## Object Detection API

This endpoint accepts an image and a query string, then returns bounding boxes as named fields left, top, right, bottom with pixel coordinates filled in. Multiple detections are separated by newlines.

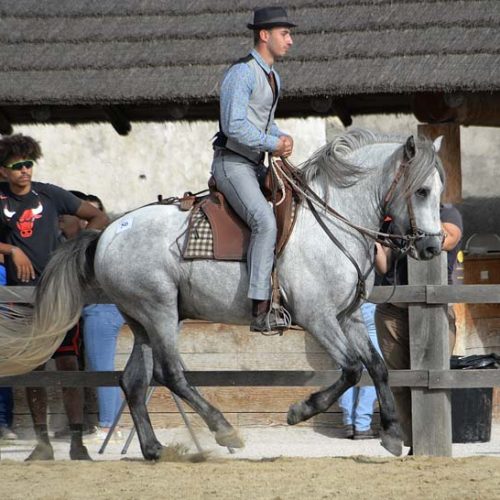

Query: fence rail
left=3, top=283, right=500, bottom=304
left=0, top=369, right=498, bottom=389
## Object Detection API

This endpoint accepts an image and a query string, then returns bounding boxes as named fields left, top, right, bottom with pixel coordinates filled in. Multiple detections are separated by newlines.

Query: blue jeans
left=212, top=149, right=277, bottom=300
left=0, top=387, right=13, bottom=427
left=338, top=302, right=382, bottom=431
left=0, top=266, right=12, bottom=428
left=82, top=304, right=125, bottom=427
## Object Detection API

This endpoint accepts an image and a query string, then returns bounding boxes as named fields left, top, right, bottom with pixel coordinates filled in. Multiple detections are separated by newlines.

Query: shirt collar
left=251, top=49, right=273, bottom=74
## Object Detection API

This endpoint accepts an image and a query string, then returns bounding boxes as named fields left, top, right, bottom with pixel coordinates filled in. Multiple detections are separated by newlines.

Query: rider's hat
left=247, top=6, right=297, bottom=30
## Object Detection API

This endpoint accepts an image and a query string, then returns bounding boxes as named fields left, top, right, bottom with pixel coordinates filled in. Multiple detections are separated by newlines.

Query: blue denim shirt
left=219, top=49, right=283, bottom=153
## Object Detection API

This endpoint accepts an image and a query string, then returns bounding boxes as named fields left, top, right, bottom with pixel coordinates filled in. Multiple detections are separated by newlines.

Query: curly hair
left=86, top=194, right=105, bottom=213
left=0, top=134, right=42, bottom=167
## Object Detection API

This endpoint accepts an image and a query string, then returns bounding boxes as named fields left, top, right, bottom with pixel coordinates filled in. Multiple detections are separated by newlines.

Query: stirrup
left=250, top=302, right=292, bottom=335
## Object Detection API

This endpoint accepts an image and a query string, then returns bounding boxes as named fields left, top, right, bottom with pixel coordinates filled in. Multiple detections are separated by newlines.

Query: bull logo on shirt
left=2, top=203, right=43, bottom=238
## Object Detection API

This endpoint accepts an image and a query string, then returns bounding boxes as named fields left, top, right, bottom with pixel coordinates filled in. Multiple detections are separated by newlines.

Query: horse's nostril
left=426, top=246, right=440, bottom=256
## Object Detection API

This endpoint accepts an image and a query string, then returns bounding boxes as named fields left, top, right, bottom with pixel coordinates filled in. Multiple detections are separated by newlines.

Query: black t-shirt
left=0, top=182, right=82, bottom=285
left=381, top=204, right=464, bottom=286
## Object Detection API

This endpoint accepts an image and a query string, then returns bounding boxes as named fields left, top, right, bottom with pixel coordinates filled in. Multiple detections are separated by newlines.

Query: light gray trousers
left=211, top=149, right=277, bottom=300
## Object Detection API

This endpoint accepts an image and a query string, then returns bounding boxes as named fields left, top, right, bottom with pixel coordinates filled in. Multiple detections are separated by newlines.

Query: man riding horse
left=211, top=6, right=296, bottom=333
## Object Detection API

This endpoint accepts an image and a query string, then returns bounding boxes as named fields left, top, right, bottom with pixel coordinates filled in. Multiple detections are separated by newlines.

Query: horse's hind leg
left=119, top=316, right=163, bottom=460
left=145, top=314, right=244, bottom=450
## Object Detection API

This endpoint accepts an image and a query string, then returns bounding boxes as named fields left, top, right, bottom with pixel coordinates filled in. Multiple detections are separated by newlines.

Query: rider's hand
left=274, top=135, right=294, bottom=158
left=11, top=247, right=36, bottom=283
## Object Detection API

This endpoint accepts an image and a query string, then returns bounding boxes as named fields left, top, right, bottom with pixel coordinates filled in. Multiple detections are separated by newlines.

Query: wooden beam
left=104, top=106, right=131, bottom=135
left=429, top=370, right=500, bottom=389
left=418, top=122, right=462, bottom=203
left=425, top=284, right=500, bottom=304
left=414, top=92, right=500, bottom=127
left=0, top=369, right=497, bottom=389
left=408, top=254, right=452, bottom=456
left=5, top=284, right=500, bottom=304
left=168, top=104, right=189, bottom=120
left=0, top=108, right=13, bottom=135
left=0, top=369, right=429, bottom=388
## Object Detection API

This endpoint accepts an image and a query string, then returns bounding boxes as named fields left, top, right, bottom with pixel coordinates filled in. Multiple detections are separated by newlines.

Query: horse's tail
left=0, top=230, right=101, bottom=376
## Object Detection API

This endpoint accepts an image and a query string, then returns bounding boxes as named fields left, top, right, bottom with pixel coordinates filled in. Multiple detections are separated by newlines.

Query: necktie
left=268, top=71, right=277, bottom=101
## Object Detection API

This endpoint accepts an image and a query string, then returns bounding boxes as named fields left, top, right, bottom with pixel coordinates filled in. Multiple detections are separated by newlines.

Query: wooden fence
left=0, top=253, right=499, bottom=456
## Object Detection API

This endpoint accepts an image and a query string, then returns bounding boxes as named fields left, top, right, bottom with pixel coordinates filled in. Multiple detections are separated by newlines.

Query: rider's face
left=265, top=27, right=293, bottom=59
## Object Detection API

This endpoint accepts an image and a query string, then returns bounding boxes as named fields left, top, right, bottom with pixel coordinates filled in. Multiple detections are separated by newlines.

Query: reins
left=272, top=157, right=436, bottom=253
left=270, top=155, right=441, bottom=319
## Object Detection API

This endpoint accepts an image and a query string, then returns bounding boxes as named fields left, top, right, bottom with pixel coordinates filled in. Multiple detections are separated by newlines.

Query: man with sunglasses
left=0, top=133, right=108, bottom=461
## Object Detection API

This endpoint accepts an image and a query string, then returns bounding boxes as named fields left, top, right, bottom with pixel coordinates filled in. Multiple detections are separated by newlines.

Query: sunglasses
left=4, top=159, right=35, bottom=171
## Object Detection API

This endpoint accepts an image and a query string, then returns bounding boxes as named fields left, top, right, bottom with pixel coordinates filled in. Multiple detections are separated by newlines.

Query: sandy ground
left=1, top=425, right=499, bottom=499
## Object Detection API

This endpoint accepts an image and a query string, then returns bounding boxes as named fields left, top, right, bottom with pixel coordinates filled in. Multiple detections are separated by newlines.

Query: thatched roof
left=0, top=0, right=499, bottom=131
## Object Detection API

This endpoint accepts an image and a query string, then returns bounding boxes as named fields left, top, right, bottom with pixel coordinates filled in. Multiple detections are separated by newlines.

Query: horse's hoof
left=70, top=444, right=92, bottom=461
left=143, top=441, right=164, bottom=461
left=25, top=442, right=54, bottom=461
left=380, top=432, right=403, bottom=457
left=287, top=401, right=309, bottom=425
left=215, top=429, right=244, bottom=449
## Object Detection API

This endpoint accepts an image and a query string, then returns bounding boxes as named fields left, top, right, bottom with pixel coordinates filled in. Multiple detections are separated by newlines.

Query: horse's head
left=384, top=135, right=444, bottom=260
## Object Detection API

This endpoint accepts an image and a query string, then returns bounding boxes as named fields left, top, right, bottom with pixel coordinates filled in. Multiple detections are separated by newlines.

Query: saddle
left=183, top=159, right=302, bottom=261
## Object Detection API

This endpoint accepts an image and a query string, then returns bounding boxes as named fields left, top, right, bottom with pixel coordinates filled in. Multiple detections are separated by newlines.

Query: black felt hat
left=247, top=6, right=297, bottom=30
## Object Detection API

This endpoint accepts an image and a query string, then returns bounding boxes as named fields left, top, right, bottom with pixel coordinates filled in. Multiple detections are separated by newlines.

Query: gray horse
left=0, top=128, right=444, bottom=459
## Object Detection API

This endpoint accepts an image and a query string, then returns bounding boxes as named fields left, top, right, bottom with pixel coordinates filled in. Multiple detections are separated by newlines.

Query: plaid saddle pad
left=183, top=208, right=216, bottom=259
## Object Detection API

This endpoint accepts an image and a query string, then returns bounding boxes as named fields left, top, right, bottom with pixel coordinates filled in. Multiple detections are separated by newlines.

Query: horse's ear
left=404, top=135, right=416, bottom=160
left=433, top=135, right=444, bottom=153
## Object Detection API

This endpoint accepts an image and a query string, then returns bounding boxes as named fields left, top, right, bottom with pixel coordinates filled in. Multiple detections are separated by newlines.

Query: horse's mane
left=301, top=128, right=444, bottom=202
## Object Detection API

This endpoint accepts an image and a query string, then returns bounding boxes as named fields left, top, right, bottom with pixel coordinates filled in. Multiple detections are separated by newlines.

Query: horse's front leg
left=120, top=333, right=163, bottom=460
left=287, top=315, right=364, bottom=425
left=341, top=310, right=403, bottom=456
left=287, top=366, right=363, bottom=425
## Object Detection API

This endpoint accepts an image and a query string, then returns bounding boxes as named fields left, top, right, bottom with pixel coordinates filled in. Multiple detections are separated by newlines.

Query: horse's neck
left=323, top=141, right=402, bottom=230
left=313, top=174, right=384, bottom=233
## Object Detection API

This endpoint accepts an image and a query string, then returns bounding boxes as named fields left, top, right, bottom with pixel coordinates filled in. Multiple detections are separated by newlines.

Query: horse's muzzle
left=414, top=235, right=442, bottom=260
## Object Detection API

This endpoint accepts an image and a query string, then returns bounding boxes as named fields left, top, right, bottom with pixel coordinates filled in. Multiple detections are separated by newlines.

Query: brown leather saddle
left=183, top=159, right=302, bottom=261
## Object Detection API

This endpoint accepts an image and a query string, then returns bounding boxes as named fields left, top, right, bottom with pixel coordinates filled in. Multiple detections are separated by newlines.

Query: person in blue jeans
left=82, top=303, right=124, bottom=434
left=0, top=259, right=17, bottom=440
left=338, top=301, right=382, bottom=439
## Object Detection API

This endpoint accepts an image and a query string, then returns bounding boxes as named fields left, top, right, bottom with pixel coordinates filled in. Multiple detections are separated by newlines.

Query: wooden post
left=408, top=253, right=452, bottom=456
left=417, top=123, right=462, bottom=204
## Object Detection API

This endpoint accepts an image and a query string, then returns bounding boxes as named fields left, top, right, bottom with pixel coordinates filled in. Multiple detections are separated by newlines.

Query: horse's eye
left=416, top=188, right=428, bottom=198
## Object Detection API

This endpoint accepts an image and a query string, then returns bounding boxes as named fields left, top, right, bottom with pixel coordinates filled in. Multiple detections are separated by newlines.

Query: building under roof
left=0, top=0, right=499, bottom=134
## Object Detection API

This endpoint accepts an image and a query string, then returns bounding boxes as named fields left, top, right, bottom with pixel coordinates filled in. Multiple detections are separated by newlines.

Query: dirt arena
left=1, top=425, right=499, bottom=500
left=1, top=455, right=500, bottom=500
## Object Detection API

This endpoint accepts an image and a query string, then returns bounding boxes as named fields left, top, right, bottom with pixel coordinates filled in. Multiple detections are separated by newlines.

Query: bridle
left=380, top=156, right=442, bottom=254
left=271, top=151, right=442, bottom=319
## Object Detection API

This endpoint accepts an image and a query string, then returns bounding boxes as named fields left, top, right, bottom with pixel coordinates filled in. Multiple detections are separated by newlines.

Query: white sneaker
left=0, top=426, right=18, bottom=440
